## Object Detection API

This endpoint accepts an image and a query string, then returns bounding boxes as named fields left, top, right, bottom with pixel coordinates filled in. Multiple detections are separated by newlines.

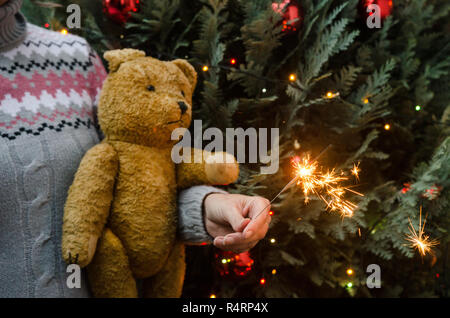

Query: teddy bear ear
left=172, top=59, right=197, bottom=91
left=103, top=49, right=146, bottom=72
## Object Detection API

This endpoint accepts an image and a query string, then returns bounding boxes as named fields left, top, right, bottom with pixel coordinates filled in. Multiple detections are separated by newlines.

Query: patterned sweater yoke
left=0, top=23, right=106, bottom=139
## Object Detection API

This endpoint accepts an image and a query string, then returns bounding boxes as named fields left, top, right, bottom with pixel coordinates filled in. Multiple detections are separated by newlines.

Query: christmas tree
left=22, top=0, right=449, bottom=297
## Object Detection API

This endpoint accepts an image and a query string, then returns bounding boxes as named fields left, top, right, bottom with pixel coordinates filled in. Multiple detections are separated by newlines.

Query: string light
left=289, top=74, right=296, bottom=82
left=325, top=91, right=340, bottom=99
left=363, top=98, right=369, bottom=104
left=269, top=238, right=276, bottom=244
left=210, top=294, right=216, bottom=298
left=262, top=88, right=267, bottom=93
left=202, top=65, right=209, bottom=72
left=230, top=58, right=237, bottom=65
left=384, top=123, right=391, bottom=130
left=346, top=268, right=354, bottom=276
left=221, top=259, right=227, bottom=264
left=60, top=28, right=68, bottom=35
left=415, top=105, right=421, bottom=111
left=346, top=282, right=353, bottom=288
left=44, top=23, right=50, bottom=28
left=269, top=210, right=274, bottom=216
left=272, top=269, right=277, bottom=275
left=260, top=278, right=266, bottom=285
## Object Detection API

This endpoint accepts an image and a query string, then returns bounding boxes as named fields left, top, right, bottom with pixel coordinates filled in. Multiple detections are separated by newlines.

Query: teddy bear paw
left=204, top=152, right=239, bottom=185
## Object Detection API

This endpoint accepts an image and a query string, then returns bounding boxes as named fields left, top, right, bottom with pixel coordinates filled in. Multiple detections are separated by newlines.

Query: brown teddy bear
left=61, top=49, right=239, bottom=298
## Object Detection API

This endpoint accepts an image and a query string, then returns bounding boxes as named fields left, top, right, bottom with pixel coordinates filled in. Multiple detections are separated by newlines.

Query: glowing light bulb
left=270, top=238, right=276, bottom=244
left=384, top=123, right=391, bottom=130
left=289, top=74, right=296, bottom=82
left=326, top=91, right=334, bottom=98
left=230, top=58, right=236, bottom=65
left=210, top=294, right=216, bottom=298
left=60, top=29, right=68, bottom=35
left=202, top=65, right=209, bottom=72
left=272, top=269, right=277, bottom=275
left=262, top=88, right=267, bottom=93
left=346, top=282, right=353, bottom=288
left=415, top=105, right=421, bottom=111
left=221, top=259, right=227, bottom=264
left=44, top=23, right=50, bottom=28
left=346, top=268, right=354, bottom=276
left=269, top=210, right=274, bottom=216
left=260, top=278, right=266, bottom=285
left=363, top=98, right=369, bottom=104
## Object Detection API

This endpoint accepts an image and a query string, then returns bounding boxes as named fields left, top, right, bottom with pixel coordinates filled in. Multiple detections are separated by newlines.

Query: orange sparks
left=405, top=207, right=439, bottom=256
left=291, top=156, right=363, bottom=217
left=351, top=162, right=360, bottom=181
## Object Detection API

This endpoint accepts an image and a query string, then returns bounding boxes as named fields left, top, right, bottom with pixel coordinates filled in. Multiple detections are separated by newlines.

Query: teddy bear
left=61, top=49, right=239, bottom=298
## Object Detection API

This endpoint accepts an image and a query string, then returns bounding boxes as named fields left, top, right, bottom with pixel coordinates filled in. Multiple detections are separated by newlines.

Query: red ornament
left=401, top=182, right=411, bottom=194
left=360, top=0, right=393, bottom=21
left=423, top=184, right=442, bottom=201
left=215, top=250, right=254, bottom=277
left=272, top=0, right=303, bottom=33
left=103, top=0, right=140, bottom=24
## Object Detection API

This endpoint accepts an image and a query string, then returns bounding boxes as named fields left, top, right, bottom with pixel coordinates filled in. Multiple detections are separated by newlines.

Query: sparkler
left=253, top=145, right=363, bottom=220
left=351, top=162, right=360, bottom=182
left=291, top=155, right=363, bottom=217
left=405, top=207, right=439, bottom=256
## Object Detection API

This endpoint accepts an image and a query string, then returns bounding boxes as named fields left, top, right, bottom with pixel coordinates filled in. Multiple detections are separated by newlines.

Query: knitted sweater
left=0, top=1, right=216, bottom=298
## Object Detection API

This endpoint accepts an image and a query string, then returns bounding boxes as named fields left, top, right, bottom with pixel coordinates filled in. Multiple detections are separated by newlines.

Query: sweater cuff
left=177, top=185, right=227, bottom=244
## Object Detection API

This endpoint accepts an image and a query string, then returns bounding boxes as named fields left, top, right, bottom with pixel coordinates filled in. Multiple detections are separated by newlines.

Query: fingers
left=242, top=197, right=271, bottom=240
left=213, top=220, right=269, bottom=253
left=213, top=232, right=257, bottom=253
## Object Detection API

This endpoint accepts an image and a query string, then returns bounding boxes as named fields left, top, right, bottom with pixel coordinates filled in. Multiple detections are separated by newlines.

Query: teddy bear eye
left=147, top=85, right=155, bottom=91
left=181, top=91, right=185, bottom=97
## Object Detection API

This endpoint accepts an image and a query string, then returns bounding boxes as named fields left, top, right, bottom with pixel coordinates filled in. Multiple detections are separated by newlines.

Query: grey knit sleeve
left=177, top=185, right=227, bottom=244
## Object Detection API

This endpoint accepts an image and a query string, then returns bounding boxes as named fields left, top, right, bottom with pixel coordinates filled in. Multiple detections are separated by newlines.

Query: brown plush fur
left=61, top=49, right=239, bottom=298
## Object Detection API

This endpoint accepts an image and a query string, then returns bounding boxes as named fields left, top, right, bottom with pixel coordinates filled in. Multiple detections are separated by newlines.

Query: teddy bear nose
left=178, top=101, right=188, bottom=115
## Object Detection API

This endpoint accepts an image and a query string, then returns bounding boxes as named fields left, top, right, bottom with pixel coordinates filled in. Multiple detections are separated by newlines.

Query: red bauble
left=272, top=0, right=303, bottom=33
left=103, top=0, right=140, bottom=24
left=360, top=0, right=393, bottom=21
left=215, top=251, right=254, bottom=277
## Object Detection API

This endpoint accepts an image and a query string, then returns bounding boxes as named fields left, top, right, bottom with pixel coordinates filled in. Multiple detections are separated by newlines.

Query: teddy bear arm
left=176, top=148, right=239, bottom=188
left=62, top=142, right=119, bottom=268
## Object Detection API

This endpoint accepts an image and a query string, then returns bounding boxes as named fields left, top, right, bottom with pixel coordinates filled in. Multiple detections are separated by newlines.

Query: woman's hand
left=204, top=193, right=271, bottom=253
